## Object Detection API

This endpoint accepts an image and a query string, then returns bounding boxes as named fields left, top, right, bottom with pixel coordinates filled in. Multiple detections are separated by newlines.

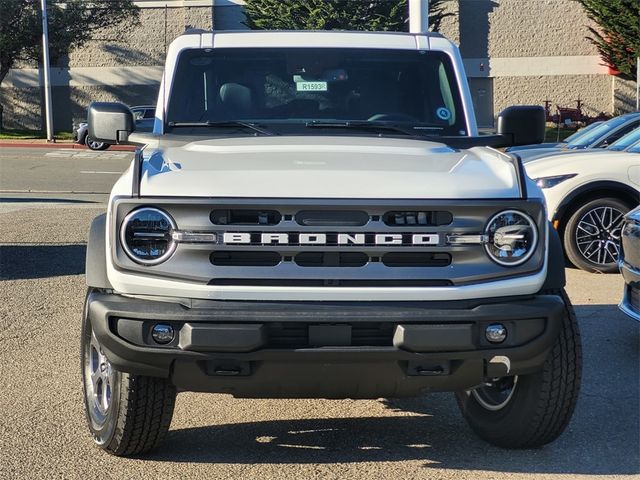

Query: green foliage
left=0, top=0, right=140, bottom=79
left=243, top=0, right=452, bottom=32
left=574, top=0, right=639, bottom=80
left=0, top=0, right=139, bottom=128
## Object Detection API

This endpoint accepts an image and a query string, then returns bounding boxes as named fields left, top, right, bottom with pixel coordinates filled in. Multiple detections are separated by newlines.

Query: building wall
left=458, top=0, right=623, bottom=125
left=1, top=0, right=637, bottom=131
left=1, top=2, right=214, bottom=130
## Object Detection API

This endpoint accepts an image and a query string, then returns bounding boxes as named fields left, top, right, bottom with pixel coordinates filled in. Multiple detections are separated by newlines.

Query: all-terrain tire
left=455, top=289, right=582, bottom=448
left=81, top=289, right=176, bottom=456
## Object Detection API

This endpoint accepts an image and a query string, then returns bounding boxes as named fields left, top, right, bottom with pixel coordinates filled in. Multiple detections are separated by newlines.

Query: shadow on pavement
left=149, top=404, right=638, bottom=474
left=0, top=244, right=86, bottom=280
left=147, top=304, right=639, bottom=475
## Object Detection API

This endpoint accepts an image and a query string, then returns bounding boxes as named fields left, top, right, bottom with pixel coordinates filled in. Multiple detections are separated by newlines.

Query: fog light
left=485, top=324, right=507, bottom=343
left=152, top=324, right=174, bottom=344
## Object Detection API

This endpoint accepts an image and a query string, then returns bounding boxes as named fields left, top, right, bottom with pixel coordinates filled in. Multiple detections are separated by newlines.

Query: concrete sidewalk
left=0, top=138, right=136, bottom=151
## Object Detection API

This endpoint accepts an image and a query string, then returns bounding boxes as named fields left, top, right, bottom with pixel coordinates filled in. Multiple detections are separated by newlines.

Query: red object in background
left=544, top=98, right=611, bottom=127
left=607, top=65, right=621, bottom=76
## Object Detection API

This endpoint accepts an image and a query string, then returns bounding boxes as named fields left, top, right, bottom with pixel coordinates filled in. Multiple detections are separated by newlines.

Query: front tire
left=81, top=290, right=176, bottom=456
left=456, top=289, right=582, bottom=448
left=563, top=197, right=630, bottom=273
left=84, top=134, right=110, bottom=151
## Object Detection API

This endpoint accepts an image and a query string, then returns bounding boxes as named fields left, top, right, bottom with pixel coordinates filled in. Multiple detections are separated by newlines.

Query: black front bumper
left=88, top=291, right=565, bottom=398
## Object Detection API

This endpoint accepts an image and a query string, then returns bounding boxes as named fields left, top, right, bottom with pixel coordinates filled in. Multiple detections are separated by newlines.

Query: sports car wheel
left=563, top=197, right=631, bottom=273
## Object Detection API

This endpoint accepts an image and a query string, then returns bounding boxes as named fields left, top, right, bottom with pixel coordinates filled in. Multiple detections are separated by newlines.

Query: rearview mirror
left=87, top=102, right=135, bottom=144
left=497, top=106, right=545, bottom=146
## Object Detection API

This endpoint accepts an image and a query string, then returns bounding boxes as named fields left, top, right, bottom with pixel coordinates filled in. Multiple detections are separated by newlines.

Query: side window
left=143, top=109, right=155, bottom=119
left=132, top=109, right=144, bottom=120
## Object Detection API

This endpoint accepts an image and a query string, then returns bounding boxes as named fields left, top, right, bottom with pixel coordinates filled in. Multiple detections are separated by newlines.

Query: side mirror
left=87, top=102, right=135, bottom=144
left=497, top=105, right=545, bottom=147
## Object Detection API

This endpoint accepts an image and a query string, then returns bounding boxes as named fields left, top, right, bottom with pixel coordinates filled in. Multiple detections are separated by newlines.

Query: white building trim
left=133, top=0, right=215, bottom=7
left=4, top=66, right=163, bottom=88
left=3, top=55, right=611, bottom=89
left=464, top=55, right=609, bottom=77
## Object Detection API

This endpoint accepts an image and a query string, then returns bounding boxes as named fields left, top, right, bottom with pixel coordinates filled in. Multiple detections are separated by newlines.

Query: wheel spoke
left=90, top=368, right=101, bottom=392
left=604, top=240, right=620, bottom=264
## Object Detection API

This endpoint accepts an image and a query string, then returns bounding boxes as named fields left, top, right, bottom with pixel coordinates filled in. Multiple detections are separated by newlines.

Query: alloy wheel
left=575, top=206, right=625, bottom=266
left=84, top=332, right=115, bottom=426
left=471, top=376, right=519, bottom=411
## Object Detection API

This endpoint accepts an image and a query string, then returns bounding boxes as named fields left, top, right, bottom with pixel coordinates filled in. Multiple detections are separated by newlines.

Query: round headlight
left=484, top=210, right=538, bottom=266
left=120, top=207, right=176, bottom=265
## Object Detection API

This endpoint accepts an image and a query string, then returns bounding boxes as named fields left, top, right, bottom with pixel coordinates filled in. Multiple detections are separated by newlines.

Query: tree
left=574, top=0, right=639, bottom=80
left=0, top=0, right=140, bottom=129
left=243, top=0, right=451, bottom=33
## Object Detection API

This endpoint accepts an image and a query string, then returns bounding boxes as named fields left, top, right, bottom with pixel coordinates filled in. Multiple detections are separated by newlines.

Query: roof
left=171, top=30, right=450, bottom=51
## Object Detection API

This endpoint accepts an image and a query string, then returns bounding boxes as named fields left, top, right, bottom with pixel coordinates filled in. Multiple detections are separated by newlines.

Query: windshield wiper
left=305, top=120, right=421, bottom=137
left=167, top=121, right=275, bottom=136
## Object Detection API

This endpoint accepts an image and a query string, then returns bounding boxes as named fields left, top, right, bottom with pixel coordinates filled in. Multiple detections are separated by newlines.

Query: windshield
left=567, top=115, right=635, bottom=148
left=608, top=126, right=640, bottom=151
left=563, top=121, right=602, bottom=143
left=627, top=140, right=640, bottom=153
left=167, top=48, right=467, bottom=136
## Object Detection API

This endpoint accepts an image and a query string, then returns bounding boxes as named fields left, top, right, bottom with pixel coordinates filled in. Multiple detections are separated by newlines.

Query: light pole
left=409, top=0, right=429, bottom=33
left=636, top=57, right=640, bottom=112
left=41, top=0, right=54, bottom=142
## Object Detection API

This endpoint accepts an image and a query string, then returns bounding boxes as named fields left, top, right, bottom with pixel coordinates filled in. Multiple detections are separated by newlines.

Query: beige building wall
left=1, top=0, right=637, bottom=131
left=1, top=3, right=214, bottom=130
left=457, top=0, right=628, bottom=125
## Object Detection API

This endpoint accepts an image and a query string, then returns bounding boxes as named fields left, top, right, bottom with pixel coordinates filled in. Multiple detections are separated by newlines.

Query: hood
left=138, top=136, right=521, bottom=199
left=516, top=147, right=569, bottom=163
left=508, top=142, right=564, bottom=152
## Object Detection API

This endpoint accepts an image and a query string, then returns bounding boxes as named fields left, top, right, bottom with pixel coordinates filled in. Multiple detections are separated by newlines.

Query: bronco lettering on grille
left=221, top=232, right=440, bottom=246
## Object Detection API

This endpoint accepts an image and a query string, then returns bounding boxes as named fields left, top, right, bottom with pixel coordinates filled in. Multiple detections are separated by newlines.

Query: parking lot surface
left=0, top=148, right=638, bottom=479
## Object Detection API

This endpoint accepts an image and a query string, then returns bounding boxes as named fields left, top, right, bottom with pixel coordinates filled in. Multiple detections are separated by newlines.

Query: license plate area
left=308, top=324, right=352, bottom=347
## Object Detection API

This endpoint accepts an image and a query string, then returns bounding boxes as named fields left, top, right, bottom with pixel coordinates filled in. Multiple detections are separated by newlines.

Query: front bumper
left=619, top=263, right=640, bottom=321
left=619, top=216, right=640, bottom=321
left=88, top=291, right=565, bottom=398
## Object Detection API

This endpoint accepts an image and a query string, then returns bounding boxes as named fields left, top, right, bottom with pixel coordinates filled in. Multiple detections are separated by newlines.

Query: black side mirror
left=497, top=105, right=545, bottom=146
left=88, top=102, right=135, bottom=144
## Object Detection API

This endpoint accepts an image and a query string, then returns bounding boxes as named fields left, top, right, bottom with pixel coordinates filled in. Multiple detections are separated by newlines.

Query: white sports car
left=525, top=141, right=640, bottom=272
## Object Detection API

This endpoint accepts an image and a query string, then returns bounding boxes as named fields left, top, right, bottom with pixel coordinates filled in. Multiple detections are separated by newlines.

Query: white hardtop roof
left=171, top=30, right=450, bottom=51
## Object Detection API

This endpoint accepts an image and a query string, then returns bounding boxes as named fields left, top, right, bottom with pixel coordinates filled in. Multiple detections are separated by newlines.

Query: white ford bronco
left=83, top=30, right=581, bottom=456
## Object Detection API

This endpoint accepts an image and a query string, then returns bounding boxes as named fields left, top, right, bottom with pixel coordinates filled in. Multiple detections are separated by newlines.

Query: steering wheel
left=367, top=113, right=418, bottom=122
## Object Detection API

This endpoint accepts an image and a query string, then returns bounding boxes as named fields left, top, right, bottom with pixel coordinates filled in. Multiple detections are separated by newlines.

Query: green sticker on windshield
left=296, top=81, right=328, bottom=92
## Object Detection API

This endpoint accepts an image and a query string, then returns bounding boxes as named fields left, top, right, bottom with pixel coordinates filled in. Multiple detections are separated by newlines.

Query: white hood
left=138, top=136, right=521, bottom=199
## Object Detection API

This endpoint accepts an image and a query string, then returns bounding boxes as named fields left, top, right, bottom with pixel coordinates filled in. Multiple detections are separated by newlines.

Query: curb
left=0, top=141, right=136, bottom=151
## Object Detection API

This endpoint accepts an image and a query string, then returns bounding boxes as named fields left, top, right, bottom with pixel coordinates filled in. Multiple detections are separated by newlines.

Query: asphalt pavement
left=0, top=147, right=133, bottom=194
left=0, top=148, right=638, bottom=479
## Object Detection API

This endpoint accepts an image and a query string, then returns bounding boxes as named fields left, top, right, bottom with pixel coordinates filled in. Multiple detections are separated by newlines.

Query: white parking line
left=45, top=151, right=130, bottom=159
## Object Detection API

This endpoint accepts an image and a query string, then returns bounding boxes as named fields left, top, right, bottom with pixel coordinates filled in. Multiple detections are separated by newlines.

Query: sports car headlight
left=535, top=174, right=577, bottom=189
left=485, top=210, right=538, bottom=266
left=120, top=207, right=177, bottom=265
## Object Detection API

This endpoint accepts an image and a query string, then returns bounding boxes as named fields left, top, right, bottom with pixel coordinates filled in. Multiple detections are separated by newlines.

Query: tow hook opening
left=407, top=360, right=451, bottom=376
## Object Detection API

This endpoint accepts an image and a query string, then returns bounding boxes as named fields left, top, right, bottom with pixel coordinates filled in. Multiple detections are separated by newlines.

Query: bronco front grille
left=113, top=198, right=547, bottom=287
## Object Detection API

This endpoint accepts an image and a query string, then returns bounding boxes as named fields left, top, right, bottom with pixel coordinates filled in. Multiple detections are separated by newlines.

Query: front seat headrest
left=219, top=83, right=253, bottom=114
